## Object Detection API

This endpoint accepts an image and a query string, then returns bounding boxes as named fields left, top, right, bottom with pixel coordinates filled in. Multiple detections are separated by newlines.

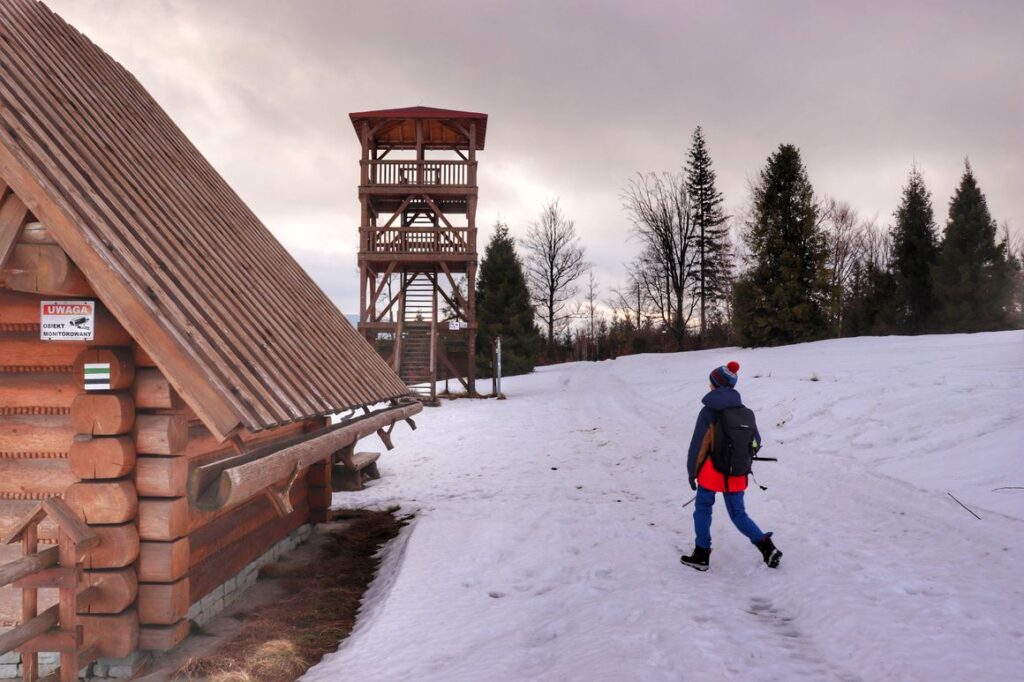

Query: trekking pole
left=752, top=456, right=778, bottom=462
left=682, top=495, right=696, bottom=508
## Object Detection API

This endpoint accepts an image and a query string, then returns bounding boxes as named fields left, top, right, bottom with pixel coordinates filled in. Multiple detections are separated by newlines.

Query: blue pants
left=693, top=486, right=766, bottom=549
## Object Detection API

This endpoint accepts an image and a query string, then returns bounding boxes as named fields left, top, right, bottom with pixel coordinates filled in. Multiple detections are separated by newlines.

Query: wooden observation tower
left=351, top=107, right=486, bottom=403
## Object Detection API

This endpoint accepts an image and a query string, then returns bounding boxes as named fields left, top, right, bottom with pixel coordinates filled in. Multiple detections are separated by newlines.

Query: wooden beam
left=0, top=545, right=58, bottom=588
left=134, top=414, right=188, bottom=455
left=70, top=393, right=135, bottom=436
left=68, top=435, right=136, bottom=480
left=137, top=578, right=189, bottom=625
left=0, top=244, right=92, bottom=296
left=137, top=538, right=189, bottom=583
left=73, top=348, right=134, bottom=393
left=188, top=401, right=422, bottom=511
left=0, top=414, right=74, bottom=455
left=0, top=189, right=29, bottom=271
left=135, top=455, right=188, bottom=497
left=80, top=610, right=139, bottom=659
left=64, top=480, right=137, bottom=525
left=80, top=523, right=138, bottom=570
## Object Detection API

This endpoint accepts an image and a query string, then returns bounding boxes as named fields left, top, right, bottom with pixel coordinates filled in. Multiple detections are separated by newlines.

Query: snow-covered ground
left=305, top=331, right=1024, bottom=682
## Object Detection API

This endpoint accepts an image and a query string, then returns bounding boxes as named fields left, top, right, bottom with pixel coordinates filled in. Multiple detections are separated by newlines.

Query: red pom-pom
left=727, top=361, right=740, bottom=373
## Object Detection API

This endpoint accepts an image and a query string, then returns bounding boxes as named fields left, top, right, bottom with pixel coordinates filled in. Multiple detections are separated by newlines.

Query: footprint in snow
left=488, top=590, right=506, bottom=599
left=745, top=597, right=861, bottom=681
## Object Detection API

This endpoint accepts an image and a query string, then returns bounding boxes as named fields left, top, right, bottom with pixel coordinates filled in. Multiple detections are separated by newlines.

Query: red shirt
left=697, top=458, right=748, bottom=493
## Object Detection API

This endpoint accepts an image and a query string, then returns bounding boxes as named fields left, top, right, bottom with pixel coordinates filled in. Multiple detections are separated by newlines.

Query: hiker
left=679, top=361, right=782, bottom=571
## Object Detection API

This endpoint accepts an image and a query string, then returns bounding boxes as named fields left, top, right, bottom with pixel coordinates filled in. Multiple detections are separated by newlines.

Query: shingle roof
left=350, top=106, right=488, bottom=150
left=0, top=0, right=411, bottom=438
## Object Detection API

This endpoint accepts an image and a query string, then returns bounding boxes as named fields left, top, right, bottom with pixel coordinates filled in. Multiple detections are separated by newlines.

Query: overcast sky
left=47, top=0, right=1024, bottom=316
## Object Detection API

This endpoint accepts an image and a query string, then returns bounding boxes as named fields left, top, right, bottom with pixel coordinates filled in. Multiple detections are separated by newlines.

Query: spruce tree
left=733, top=144, right=833, bottom=347
left=889, top=167, right=938, bottom=333
left=685, top=126, right=731, bottom=344
left=933, top=163, right=1014, bottom=332
left=475, top=222, right=540, bottom=377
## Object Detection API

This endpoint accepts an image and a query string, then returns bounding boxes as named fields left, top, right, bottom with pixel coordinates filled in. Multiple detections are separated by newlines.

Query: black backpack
left=711, top=406, right=759, bottom=489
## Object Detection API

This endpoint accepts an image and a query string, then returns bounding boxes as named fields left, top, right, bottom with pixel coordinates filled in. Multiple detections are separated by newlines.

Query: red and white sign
left=40, top=300, right=95, bottom=341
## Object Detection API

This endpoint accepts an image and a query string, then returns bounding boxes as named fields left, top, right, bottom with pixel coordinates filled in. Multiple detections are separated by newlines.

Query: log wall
left=0, top=284, right=140, bottom=658
left=1, top=231, right=337, bottom=657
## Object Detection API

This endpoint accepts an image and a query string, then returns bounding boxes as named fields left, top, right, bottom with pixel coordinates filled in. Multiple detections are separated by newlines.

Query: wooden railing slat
left=0, top=604, right=58, bottom=655
left=0, top=546, right=58, bottom=589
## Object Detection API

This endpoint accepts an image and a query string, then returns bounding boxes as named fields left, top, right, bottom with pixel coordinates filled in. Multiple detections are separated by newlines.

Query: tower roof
left=0, top=0, right=411, bottom=439
left=349, top=106, right=488, bottom=150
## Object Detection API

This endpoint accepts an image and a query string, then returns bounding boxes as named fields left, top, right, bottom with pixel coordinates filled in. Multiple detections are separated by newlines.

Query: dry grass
left=174, top=509, right=407, bottom=682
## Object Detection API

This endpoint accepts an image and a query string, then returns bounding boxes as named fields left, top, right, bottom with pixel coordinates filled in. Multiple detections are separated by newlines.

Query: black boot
left=680, top=546, right=711, bottom=571
left=755, top=533, right=782, bottom=568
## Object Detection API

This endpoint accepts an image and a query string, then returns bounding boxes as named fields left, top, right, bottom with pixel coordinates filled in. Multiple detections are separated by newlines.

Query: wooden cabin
left=0, top=1, right=419, bottom=678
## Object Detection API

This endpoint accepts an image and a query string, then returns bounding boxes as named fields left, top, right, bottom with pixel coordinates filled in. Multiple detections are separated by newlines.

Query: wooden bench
left=332, top=449, right=381, bottom=492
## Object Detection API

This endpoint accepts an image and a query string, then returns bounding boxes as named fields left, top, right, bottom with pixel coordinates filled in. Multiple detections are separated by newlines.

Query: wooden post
left=57, top=531, right=78, bottom=682
left=20, top=523, right=38, bottom=681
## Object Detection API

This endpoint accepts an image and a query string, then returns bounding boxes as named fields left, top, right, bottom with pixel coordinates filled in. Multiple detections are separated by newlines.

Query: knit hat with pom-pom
left=710, top=361, right=740, bottom=388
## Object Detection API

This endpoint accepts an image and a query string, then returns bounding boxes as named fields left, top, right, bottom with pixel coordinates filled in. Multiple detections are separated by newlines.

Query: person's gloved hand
left=689, top=477, right=697, bottom=491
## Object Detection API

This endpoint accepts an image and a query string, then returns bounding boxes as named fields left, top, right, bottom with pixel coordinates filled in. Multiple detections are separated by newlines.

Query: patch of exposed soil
left=140, top=508, right=408, bottom=682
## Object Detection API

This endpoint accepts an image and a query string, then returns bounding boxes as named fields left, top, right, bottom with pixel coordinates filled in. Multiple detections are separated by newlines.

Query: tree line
left=473, top=129, right=1024, bottom=376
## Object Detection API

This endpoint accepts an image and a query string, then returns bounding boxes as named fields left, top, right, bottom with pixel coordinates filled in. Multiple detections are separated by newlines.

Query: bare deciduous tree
left=622, top=172, right=700, bottom=350
left=522, top=200, right=587, bottom=350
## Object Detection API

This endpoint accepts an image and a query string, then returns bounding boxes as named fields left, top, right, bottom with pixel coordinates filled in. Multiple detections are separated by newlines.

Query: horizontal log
left=78, top=568, right=138, bottom=615
left=0, top=459, right=75, bottom=499
left=0, top=414, right=73, bottom=457
left=138, top=497, right=188, bottom=541
left=12, top=565, right=76, bottom=590
left=0, top=371, right=76, bottom=412
left=65, top=481, right=137, bottom=525
left=68, top=435, right=135, bottom=480
left=135, top=415, right=187, bottom=456
left=71, top=394, right=135, bottom=437
left=0, top=546, right=58, bottom=588
left=135, top=456, right=187, bottom=498
left=139, top=619, right=190, bottom=651
left=137, top=578, right=189, bottom=625
left=131, top=369, right=182, bottom=410
left=81, top=523, right=138, bottom=570
left=189, top=476, right=307, bottom=568
left=0, top=243, right=92, bottom=297
left=73, top=348, right=134, bottom=393
left=190, top=402, right=422, bottom=511
left=137, top=539, right=189, bottom=583
left=0, top=603, right=58, bottom=654
left=15, top=628, right=76, bottom=654
left=81, top=609, right=139, bottom=659
left=17, top=222, right=56, bottom=246
left=0, top=334, right=81, bottom=370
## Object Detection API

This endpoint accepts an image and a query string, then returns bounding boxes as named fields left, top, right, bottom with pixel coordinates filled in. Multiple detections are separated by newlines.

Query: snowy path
left=305, top=332, right=1024, bottom=682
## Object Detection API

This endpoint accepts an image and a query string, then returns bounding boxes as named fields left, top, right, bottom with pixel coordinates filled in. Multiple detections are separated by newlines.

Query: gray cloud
left=47, top=0, right=1024, bottom=314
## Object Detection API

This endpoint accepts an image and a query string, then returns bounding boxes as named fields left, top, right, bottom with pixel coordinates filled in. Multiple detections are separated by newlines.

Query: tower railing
left=362, top=227, right=470, bottom=255
left=365, top=160, right=473, bottom=187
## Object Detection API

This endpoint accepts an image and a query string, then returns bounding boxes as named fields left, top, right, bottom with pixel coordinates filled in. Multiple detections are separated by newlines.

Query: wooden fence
left=0, top=499, right=97, bottom=682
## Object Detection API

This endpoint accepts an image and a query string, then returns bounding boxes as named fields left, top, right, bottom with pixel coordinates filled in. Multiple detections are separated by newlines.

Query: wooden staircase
left=398, top=272, right=435, bottom=401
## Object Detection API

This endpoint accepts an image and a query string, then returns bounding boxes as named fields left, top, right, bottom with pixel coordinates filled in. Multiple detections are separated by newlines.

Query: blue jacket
left=686, top=388, right=760, bottom=478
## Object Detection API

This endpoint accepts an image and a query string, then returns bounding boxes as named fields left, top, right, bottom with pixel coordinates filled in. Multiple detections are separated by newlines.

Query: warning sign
left=40, top=301, right=96, bottom=341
